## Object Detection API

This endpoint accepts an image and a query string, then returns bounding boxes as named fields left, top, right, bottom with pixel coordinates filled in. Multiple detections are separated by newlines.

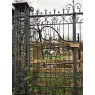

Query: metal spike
left=62, top=8, right=65, bottom=14
left=41, top=12, right=42, bottom=15
left=73, top=0, right=75, bottom=5
left=49, top=11, right=51, bottom=14
left=54, top=9, right=56, bottom=14
left=58, top=11, right=60, bottom=14
left=36, top=9, right=39, bottom=15
left=45, top=9, right=47, bottom=14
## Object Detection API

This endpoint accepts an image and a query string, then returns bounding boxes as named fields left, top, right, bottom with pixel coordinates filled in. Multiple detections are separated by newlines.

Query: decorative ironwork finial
left=62, top=8, right=65, bottom=14
left=73, top=0, right=75, bottom=5
left=36, top=9, right=39, bottom=15
left=54, top=9, right=56, bottom=14
left=49, top=11, right=51, bottom=14
left=72, top=0, right=75, bottom=12
left=41, top=12, right=42, bottom=15
left=58, top=11, right=60, bottom=14
left=45, top=9, right=47, bottom=14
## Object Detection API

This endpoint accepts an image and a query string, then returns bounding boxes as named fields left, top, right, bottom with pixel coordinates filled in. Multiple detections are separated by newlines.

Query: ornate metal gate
left=12, top=1, right=83, bottom=95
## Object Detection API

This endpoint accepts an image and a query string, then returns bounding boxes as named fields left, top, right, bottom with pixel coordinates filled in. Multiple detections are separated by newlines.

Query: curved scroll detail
left=80, top=19, right=83, bottom=22
left=51, top=16, right=58, bottom=24
left=69, top=16, right=73, bottom=23
left=65, top=2, right=82, bottom=13
left=74, top=3, right=82, bottom=12
left=30, top=28, right=40, bottom=42
left=41, top=17, right=51, bottom=26
left=66, top=4, right=73, bottom=13
left=41, top=26, right=64, bottom=41
left=76, top=15, right=83, bottom=23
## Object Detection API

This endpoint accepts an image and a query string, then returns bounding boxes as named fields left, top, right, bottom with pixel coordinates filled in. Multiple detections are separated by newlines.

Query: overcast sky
left=13, top=0, right=83, bottom=12
left=12, top=0, right=83, bottom=40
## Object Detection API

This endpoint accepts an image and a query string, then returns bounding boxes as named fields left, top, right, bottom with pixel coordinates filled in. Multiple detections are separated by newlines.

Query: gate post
left=24, top=4, right=30, bottom=95
left=12, top=2, right=31, bottom=95
left=72, top=1, right=78, bottom=95
left=12, top=8, right=17, bottom=91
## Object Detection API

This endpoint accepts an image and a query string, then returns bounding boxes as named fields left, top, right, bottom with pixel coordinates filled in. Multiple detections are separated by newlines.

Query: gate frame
left=12, top=1, right=83, bottom=95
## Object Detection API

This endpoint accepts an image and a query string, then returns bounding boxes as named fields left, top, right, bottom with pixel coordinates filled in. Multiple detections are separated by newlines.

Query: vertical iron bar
left=13, top=8, right=17, bottom=91
left=77, top=33, right=79, bottom=43
left=24, top=6, right=30, bottom=95
left=77, top=33, right=80, bottom=60
left=73, top=11, right=78, bottom=95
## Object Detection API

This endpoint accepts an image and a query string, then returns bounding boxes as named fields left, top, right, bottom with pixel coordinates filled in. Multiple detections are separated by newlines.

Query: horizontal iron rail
left=31, top=76, right=82, bottom=78
left=17, top=22, right=83, bottom=29
left=30, top=22, right=83, bottom=26
left=16, top=12, right=83, bottom=18
left=30, top=12, right=83, bottom=17
left=32, top=85, right=83, bottom=88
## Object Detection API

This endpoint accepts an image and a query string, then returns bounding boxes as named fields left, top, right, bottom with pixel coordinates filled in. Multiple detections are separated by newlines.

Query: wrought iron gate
left=12, top=1, right=83, bottom=95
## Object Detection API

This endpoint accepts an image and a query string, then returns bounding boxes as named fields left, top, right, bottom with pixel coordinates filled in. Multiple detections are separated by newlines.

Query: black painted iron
left=12, top=1, right=83, bottom=95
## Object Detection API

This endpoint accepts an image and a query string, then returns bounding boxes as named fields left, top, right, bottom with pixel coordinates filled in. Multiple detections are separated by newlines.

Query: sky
left=12, top=0, right=83, bottom=40
left=13, top=0, right=83, bottom=12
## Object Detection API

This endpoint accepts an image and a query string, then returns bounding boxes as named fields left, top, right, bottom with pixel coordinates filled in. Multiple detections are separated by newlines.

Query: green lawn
left=30, top=71, right=82, bottom=95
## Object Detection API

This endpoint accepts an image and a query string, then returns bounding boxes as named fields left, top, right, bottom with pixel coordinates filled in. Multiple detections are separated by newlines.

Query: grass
left=22, top=49, right=82, bottom=95
left=43, top=55, right=66, bottom=60
left=30, top=71, right=83, bottom=95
